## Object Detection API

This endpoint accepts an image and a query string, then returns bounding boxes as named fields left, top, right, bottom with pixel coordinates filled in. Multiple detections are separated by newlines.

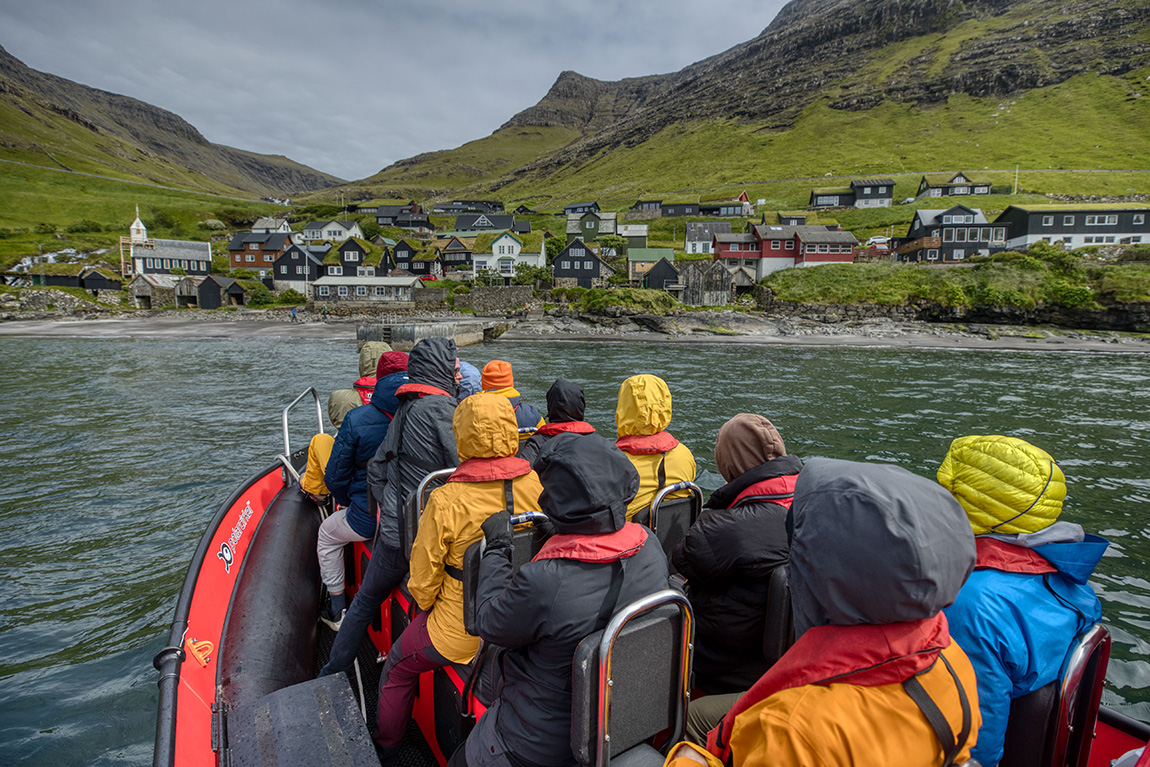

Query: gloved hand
left=481, top=509, right=513, bottom=550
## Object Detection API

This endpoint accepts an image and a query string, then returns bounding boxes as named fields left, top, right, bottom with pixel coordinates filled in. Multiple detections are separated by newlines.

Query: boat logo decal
left=217, top=501, right=255, bottom=574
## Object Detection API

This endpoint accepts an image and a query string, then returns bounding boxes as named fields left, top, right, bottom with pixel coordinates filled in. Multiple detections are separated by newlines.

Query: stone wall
left=415, top=288, right=450, bottom=310
left=454, top=286, right=532, bottom=313
left=753, top=286, right=1150, bottom=332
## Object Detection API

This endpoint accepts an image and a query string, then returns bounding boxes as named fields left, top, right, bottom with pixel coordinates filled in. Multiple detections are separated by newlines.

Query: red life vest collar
left=616, top=431, right=679, bottom=455
left=447, top=456, right=532, bottom=483
left=731, top=474, right=797, bottom=509
left=975, top=537, right=1058, bottom=575
left=708, top=612, right=951, bottom=759
left=533, top=522, right=648, bottom=563
left=395, top=383, right=452, bottom=398
left=354, top=376, right=376, bottom=404
left=537, top=421, right=595, bottom=437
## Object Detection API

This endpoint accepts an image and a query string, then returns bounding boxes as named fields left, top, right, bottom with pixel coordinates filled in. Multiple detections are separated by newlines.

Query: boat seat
left=1001, top=623, right=1111, bottom=767
left=226, top=674, right=378, bottom=767
left=762, top=564, right=795, bottom=668
left=462, top=525, right=549, bottom=636
left=570, top=590, right=694, bottom=766
left=634, top=482, right=703, bottom=562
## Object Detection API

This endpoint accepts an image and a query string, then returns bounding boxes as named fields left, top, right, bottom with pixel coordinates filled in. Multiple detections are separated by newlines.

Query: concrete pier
left=357, top=320, right=513, bottom=351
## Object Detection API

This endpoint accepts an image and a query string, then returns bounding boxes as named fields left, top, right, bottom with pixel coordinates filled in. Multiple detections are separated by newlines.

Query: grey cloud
left=0, top=0, right=787, bottom=180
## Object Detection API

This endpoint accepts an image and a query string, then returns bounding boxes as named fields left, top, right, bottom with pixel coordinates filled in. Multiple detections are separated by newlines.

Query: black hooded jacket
left=519, top=379, right=596, bottom=465
left=366, top=337, right=459, bottom=546
left=474, top=434, right=669, bottom=766
left=670, top=454, right=802, bottom=694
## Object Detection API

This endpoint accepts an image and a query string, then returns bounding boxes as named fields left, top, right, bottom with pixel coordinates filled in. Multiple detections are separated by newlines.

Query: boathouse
left=128, top=273, right=176, bottom=309
left=175, top=276, right=206, bottom=308
left=198, top=275, right=246, bottom=309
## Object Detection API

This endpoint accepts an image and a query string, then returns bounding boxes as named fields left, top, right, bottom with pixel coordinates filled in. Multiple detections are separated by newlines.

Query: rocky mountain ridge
left=0, top=44, right=342, bottom=196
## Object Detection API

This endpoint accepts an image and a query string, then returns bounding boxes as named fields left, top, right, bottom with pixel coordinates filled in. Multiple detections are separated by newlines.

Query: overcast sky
left=0, top=0, right=788, bottom=181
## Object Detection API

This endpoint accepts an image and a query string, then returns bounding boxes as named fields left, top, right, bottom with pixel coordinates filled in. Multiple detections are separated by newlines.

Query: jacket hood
left=789, top=458, right=976, bottom=636
left=457, top=360, right=482, bottom=400
left=407, top=337, right=458, bottom=396
left=371, top=371, right=408, bottom=417
left=328, top=388, right=361, bottom=430
left=452, top=392, right=520, bottom=461
left=534, top=433, right=639, bottom=535
left=706, top=454, right=803, bottom=509
left=546, top=379, right=586, bottom=423
left=938, top=434, right=1066, bottom=535
left=1035, top=534, right=1109, bottom=584
left=714, top=414, right=787, bottom=482
left=359, top=341, right=392, bottom=377
left=615, top=374, right=673, bottom=437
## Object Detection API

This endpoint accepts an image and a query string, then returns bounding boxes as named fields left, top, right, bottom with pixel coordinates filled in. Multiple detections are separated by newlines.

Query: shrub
left=67, top=219, right=103, bottom=233
left=1046, top=281, right=1095, bottom=308
left=277, top=288, right=306, bottom=305
left=245, top=282, right=274, bottom=307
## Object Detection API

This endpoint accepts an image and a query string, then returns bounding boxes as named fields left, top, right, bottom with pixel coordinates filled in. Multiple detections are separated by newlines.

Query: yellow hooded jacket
left=408, top=393, right=543, bottom=664
left=615, top=375, right=697, bottom=521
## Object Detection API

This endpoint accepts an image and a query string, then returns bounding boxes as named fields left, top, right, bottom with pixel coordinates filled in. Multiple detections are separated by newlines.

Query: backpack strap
left=901, top=653, right=971, bottom=767
left=445, top=479, right=516, bottom=582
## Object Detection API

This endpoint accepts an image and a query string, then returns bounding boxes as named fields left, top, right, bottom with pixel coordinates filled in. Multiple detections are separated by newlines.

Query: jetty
left=357, top=318, right=514, bottom=350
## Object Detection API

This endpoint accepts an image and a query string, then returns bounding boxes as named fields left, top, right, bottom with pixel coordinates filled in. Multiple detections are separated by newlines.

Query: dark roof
left=686, top=222, right=732, bottom=242
left=850, top=178, right=896, bottom=187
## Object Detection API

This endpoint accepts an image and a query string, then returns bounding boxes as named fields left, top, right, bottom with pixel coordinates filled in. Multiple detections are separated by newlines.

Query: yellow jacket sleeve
left=409, top=490, right=451, bottom=611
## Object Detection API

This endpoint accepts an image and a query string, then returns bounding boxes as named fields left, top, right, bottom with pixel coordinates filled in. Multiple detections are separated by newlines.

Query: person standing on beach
left=290, top=307, right=298, bottom=323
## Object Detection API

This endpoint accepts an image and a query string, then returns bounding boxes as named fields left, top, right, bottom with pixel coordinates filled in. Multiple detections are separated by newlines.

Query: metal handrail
left=649, top=481, right=703, bottom=535
left=404, top=468, right=457, bottom=557
left=1054, top=623, right=1111, bottom=767
left=276, top=454, right=301, bottom=484
left=595, top=589, right=693, bottom=767
left=280, top=387, right=325, bottom=456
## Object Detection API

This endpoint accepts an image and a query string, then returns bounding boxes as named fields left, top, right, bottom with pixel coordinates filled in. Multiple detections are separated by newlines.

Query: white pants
left=316, top=508, right=368, bottom=594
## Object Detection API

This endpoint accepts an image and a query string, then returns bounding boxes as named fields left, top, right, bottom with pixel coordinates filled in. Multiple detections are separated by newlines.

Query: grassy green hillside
left=490, top=70, right=1150, bottom=207
left=0, top=163, right=279, bottom=268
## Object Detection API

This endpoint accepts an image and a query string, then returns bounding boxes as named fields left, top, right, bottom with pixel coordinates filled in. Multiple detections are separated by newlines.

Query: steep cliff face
left=489, top=0, right=1150, bottom=184
left=0, top=45, right=341, bottom=195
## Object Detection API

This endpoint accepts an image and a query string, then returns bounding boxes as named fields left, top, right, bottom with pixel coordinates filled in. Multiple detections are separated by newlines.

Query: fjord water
left=1, top=336, right=1149, bottom=764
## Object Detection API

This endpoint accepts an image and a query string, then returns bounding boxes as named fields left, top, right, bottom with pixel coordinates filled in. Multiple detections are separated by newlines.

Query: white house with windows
left=309, top=275, right=424, bottom=304
left=472, top=231, right=545, bottom=281
left=993, top=204, right=1149, bottom=251
left=300, top=220, right=365, bottom=243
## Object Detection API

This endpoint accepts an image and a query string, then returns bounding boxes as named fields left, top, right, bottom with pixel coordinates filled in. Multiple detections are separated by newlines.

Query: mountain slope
left=350, top=0, right=1150, bottom=204
left=0, top=44, right=342, bottom=197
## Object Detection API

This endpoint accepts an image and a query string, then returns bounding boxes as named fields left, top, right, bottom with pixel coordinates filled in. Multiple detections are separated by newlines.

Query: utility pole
left=1013, top=166, right=1019, bottom=196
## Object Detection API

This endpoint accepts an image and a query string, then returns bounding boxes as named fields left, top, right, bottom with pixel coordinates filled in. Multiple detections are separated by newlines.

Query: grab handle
left=281, top=387, right=325, bottom=457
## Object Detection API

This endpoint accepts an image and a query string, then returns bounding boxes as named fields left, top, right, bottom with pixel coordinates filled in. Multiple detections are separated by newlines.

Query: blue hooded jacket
left=324, top=370, right=408, bottom=538
left=944, top=533, right=1108, bottom=767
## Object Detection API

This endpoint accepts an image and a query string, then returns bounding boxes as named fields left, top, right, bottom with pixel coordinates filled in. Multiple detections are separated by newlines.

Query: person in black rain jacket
left=518, top=379, right=596, bottom=464
left=454, top=433, right=670, bottom=767
left=671, top=413, right=801, bottom=695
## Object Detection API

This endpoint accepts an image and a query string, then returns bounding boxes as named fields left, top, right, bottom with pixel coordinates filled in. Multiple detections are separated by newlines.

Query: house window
left=1042, top=216, right=1054, bottom=226
left=318, top=286, right=329, bottom=296
left=955, top=229, right=967, bottom=243
left=993, top=227, right=1006, bottom=242
left=771, top=240, right=781, bottom=250
left=743, top=259, right=755, bottom=267
left=863, top=187, right=871, bottom=194
left=974, top=186, right=989, bottom=194
left=249, top=243, right=259, bottom=250
left=375, top=287, right=387, bottom=296
left=953, top=186, right=969, bottom=195
left=1134, top=214, right=1145, bottom=225
left=816, top=196, right=838, bottom=206
left=345, top=251, right=360, bottom=261
left=263, top=255, right=273, bottom=262
left=878, top=186, right=886, bottom=193
left=1085, top=215, right=1118, bottom=226
left=180, top=260, right=187, bottom=269
left=329, top=266, right=343, bottom=276
left=943, top=229, right=955, bottom=243
left=980, top=228, right=990, bottom=241
left=584, top=261, right=593, bottom=270
left=145, top=258, right=154, bottom=268
left=356, top=286, right=367, bottom=296
left=953, top=250, right=965, bottom=260
left=785, top=240, right=795, bottom=250
left=475, top=260, right=487, bottom=270
left=585, top=221, right=594, bottom=228
left=571, top=248, right=585, bottom=257
left=927, top=249, right=939, bottom=261
left=1064, top=216, right=1074, bottom=225
left=246, top=254, right=255, bottom=262
left=560, top=260, right=570, bottom=269
left=930, top=188, right=942, bottom=197
left=337, top=286, right=348, bottom=296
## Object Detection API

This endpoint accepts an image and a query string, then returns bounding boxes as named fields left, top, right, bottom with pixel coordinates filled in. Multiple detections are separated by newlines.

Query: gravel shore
left=2, top=310, right=1148, bottom=353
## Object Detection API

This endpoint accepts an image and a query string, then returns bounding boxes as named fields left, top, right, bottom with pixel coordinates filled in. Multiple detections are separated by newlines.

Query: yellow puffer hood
left=937, top=434, right=1066, bottom=535
left=615, top=374, right=673, bottom=438
left=453, top=392, right=520, bottom=461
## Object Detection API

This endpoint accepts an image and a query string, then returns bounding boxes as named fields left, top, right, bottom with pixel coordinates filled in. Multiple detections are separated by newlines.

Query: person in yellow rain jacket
left=372, top=393, right=543, bottom=765
left=615, top=374, right=696, bottom=521
left=665, top=459, right=980, bottom=767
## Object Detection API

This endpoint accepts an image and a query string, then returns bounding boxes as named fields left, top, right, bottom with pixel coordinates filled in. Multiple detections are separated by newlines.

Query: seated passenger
left=299, top=433, right=334, bottom=505
left=452, top=433, right=670, bottom=767
left=518, top=378, right=595, bottom=465
left=319, top=337, right=460, bottom=677
left=457, top=359, right=482, bottom=400
left=671, top=413, right=800, bottom=695
left=669, top=458, right=980, bottom=767
left=325, top=340, right=392, bottom=411
left=614, top=374, right=696, bottom=521
left=939, top=435, right=1109, bottom=767
left=316, top=355, right=408, bottom=626
left=373, top=393, right=543, bottom=764
left=480, top=359, right=544, bottom=441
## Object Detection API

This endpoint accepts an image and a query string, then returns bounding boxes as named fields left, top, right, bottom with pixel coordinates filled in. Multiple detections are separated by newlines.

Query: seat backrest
left=762, top=564, right=795, bottom=668
left=1001, top=623, right=1111, bottom=767
left=462, top=524, right=547, bottom=637
left=402, top=468, right=455, bottom=558
left=645, top=482, right=703, bottom=559
left=570, top=590, right=693, bottom=767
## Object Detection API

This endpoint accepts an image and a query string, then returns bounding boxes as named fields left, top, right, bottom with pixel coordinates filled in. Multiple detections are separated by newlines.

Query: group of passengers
left=302, top=338, right=1108, bottom=767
